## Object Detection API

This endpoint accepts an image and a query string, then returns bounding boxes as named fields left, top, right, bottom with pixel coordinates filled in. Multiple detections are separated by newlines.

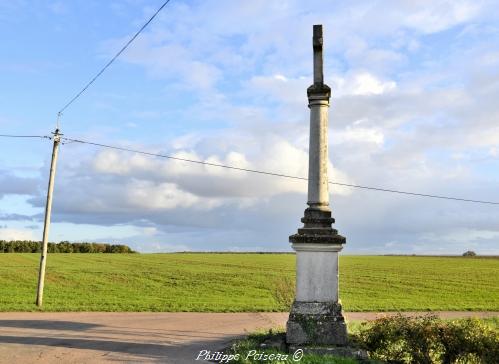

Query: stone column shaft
left=307, top=96, right=330, bottom=211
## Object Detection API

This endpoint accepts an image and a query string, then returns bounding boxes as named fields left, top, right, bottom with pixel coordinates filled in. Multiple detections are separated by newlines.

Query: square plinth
left=286, top=301, right=348, bottom=345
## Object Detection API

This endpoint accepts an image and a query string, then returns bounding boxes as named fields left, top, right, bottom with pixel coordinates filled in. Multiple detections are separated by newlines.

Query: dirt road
left=0, top=311, right=496, bottom=364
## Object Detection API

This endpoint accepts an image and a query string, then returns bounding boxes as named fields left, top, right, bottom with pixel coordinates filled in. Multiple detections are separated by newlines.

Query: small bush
left=356, top=314, right=499, bottom=364
left=462, top=251, right=477, bottom=257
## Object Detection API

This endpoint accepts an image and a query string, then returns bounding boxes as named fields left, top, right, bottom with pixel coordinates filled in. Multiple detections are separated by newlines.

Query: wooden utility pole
left=36, top=128, right=61, bottom=307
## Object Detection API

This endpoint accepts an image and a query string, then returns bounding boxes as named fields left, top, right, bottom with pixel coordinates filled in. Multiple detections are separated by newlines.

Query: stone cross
left=286, top=24, right=348, bottom=348
left=306, top=24, right=331, bottom=212
left=313, top=25, right=324, bottom=85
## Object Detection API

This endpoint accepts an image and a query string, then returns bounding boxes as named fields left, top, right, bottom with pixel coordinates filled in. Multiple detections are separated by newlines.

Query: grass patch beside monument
left=224, top=317, right=498, bottom=364
left=0, top=253, right=497, bottom=312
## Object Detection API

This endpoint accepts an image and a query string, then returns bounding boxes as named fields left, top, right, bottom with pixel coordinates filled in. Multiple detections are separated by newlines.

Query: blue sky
left=1, top=0, right=499, bottom=254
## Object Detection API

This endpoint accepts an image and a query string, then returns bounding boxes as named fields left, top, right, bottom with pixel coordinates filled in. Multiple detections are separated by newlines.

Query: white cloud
left=333, top=72, right=397, bottom=96
left=54, top=129, right=354, bottom=217
left=404, top=0, right=481, bottom=34
left=125, top=181, right=204, bottom=210
left=103, top=40, right=221, bottom=91
left=0, top=227, right=36, bottom=241
left=333, top=126, right=385, bottom=146
left=348, top=73, right=396, bottom=96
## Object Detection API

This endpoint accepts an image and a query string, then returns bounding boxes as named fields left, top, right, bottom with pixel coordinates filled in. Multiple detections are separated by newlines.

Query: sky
left=0, top=0, right=499, bottom=254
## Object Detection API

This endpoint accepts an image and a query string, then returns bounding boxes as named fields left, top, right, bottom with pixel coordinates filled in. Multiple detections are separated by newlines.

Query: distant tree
left=78, top=243, right=92, bottom=253
left=30, top=240, right=41, bottom=253
left=15, top=240, right=31, bottom=253
left=0, top=240, right=135, bottom=253
left=109, top=244, right=133, bottom=254
left=92, top=243, right=106, bottom=253
left=462, top=250, right=477, bottom=257
left=58, top=241, right=73, bottom=253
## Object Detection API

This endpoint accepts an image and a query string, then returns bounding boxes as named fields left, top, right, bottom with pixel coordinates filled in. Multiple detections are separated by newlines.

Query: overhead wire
left=60, top=136, right=499, bottom=206
left=2, top=133, right=496, bottom=205
left=57, top=0, right=172, bottom=116
left=0, top=134, right=50, bottom=139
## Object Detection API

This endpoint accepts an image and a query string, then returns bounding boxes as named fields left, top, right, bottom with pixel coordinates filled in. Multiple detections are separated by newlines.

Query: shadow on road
left=0, top=335, right=172, bottom=359
left=0, top=320, right=235, bottom=363
left=0, top=333, right=234, bottom=363
left=0, top=313, right=289, bottom=363
left=0, top=320, right=101, bottom=331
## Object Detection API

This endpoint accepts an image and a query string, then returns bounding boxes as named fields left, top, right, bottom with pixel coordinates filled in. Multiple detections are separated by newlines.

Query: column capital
left=307, top=83, right=331, bottom=99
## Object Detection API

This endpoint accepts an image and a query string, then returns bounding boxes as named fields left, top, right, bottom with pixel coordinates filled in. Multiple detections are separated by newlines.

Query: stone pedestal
left=286, top=210, right=348, bottom=346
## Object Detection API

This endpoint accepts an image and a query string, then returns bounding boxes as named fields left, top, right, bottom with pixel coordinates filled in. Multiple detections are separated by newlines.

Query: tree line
left=0, top=240, right=136, bottom=253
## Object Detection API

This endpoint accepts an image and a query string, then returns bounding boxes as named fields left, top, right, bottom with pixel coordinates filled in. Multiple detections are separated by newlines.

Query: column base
left=286, top=301, right=348, bottom=346
left=290, top=207, right=346, bottom=245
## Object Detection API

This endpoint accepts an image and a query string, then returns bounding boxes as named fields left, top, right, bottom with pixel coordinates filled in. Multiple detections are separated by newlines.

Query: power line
left=0, top=134, right=49, bottom=139
left=61, top=136, right=499, bottom=206
left=3, top=133, right=497, bottom=205
left=62, top=137, right=308, bottom=181
left=57, top=0, right=172, bottom=115
left=329, top=182, right=499, bottom=205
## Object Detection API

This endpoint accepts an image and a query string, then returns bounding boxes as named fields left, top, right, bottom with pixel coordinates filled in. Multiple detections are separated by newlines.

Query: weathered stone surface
left=290, top=233, right=345, bottom=245
left=286, top=301, right=348, bottom=346
left=307, top=97, right=330, bottom=208
left=291, top=208, right=346, bottom=245
left=307, top=83, right=331, bottom=97
left=301, top=207, right=335, bottom=225
left=293, top=247, right=340, bottom=301
left=259, top=330, right=370, bottom=361
left=312, top=24, right=324, bottom=85
left=289, top=301, right=344, bottom=315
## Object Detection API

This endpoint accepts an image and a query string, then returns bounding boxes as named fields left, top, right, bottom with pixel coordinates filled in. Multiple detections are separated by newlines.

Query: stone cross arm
left=313, top=24, right=323, bottom=85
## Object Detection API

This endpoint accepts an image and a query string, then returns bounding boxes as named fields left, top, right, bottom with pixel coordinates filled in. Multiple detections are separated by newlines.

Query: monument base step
left=288, top=345, right=369, bottom=361
left=286, top=301, right=348, bottom=346
left=258, top=331, right=369, bottom=361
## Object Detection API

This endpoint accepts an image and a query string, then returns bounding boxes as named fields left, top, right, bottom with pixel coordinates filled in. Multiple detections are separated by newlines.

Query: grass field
left=0, top=253, right=497, bottom=312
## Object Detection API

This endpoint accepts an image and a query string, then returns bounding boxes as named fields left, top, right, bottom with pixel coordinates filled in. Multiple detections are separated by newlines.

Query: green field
left=0, top=254, right=497, bottom=312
